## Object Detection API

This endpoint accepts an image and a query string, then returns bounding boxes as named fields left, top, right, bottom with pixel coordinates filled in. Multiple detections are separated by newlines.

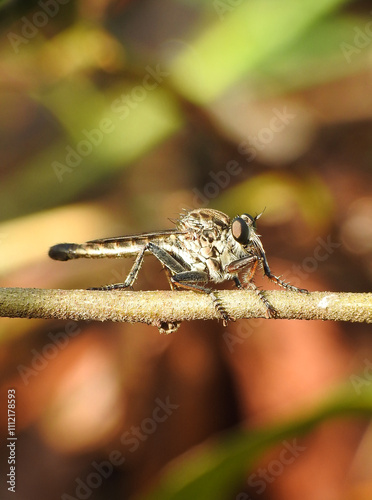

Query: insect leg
left=89, top=245, right=148, bottom=291
left=242, top=260, right=275, bottom=317
left=226, top=254, right=259, bottom=273
left=144, top=234, right=229, bottom=322
left=261, top=257, right=308, bottom=293
left=158, top=266, right=182, bottom=334
left=170, top=270, right=231, bottom=326
left=230, top=256, right=277, bottom=318
left=146, top=242, right=187, bottom=273
left=233, top=277, right=242, bottom=289
left=148, top=243, right=232, bottom=326
left=245, top=280, right=277, bottom=319
left=145, top=242, right=197, bottom=333
left=145, top=243, right=211, bottom=293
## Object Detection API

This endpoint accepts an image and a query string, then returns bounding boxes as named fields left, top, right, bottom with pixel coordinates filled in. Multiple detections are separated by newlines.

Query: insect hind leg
left=88, top=245, right=148, bottom=291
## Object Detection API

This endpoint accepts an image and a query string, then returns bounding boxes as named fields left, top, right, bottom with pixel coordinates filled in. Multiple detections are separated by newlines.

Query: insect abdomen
left=48, top=240, right=141, bottom=260
left=48, top=243, right=82, bottom=261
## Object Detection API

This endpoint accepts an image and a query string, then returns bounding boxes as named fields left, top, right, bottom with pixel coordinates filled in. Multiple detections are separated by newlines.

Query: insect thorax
left=175, top=209, right=252, bottom=282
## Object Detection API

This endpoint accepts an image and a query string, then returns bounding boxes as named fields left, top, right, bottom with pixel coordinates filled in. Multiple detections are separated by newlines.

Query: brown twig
left=0, top=289, right=371, bottom=329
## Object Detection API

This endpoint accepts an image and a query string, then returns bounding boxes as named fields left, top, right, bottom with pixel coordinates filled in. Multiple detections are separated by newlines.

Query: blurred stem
left=0, top=289, right=371, bottom=329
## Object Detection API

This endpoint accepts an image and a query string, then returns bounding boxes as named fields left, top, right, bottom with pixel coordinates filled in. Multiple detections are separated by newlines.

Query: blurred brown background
left=1, top=0, right=372, bottom=499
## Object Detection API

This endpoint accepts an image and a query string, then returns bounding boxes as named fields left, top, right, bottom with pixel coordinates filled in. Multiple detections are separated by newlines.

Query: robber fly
left=49, top=208, right=307, bottom=332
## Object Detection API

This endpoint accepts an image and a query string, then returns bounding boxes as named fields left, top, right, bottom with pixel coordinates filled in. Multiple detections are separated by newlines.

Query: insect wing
left=86, top=229, right=186, bottom=258
left=87, top=228, right=183, bottom=244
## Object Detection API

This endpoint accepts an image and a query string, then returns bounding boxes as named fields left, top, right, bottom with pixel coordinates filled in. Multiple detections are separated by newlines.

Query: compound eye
left=232, top=217, right=250, bottom=244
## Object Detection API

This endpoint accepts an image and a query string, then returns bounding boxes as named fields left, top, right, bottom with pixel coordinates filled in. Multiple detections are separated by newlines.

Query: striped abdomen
left=48, top=230, right=183, bottom=261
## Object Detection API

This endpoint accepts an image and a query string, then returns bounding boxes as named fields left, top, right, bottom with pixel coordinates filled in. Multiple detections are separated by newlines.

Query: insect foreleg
left=226, top=254, right=259, bottom=273
left=265, top=272, right=308, bottom=294
left=262, top=261, right=308, bottom=294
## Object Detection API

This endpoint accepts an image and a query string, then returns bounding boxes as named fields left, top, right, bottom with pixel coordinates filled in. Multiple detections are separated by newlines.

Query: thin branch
left=0, top=289, right=371, bottom=329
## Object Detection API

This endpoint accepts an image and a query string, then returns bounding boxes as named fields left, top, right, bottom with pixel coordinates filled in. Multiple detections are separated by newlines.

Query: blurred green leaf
left=255, top=14, right=372, bottom=93
left=170, top=0, right=349, bottom=102
left=0, top=82, right=181, bottom=221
